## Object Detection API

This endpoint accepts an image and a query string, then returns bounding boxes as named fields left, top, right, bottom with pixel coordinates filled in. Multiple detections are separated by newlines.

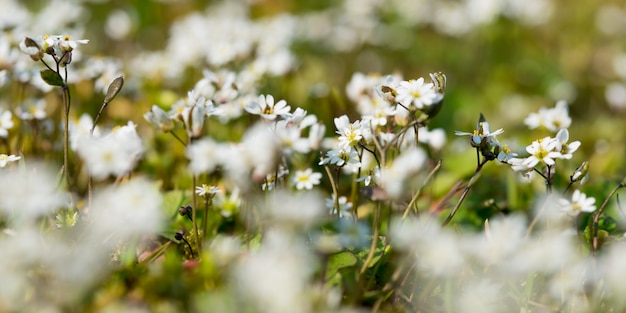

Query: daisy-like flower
left=554, top=128, right=581, bottom=159
left=522, top=137, right=562, bottom=168
left=455, top=120, right=504, bottom=148
left=195, top=184, right=221, bottom=197
left=334, top=115, right=363, bottom=150
left=395, top=77, right=438, bottom=110
left=559, top=190, right=596, bottom=216
left=293, top=168, right=322, bottom=190
left=0, top=109, right=14, bottom=138
left=0, top=154, right=20, bottom=168
left=245, top=94, right=291, bottom=120
left=319, top=148, right=361, bottom=167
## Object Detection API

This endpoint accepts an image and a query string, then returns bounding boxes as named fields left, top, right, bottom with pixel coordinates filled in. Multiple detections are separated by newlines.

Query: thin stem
left=359, top=203, right=381, bottom=274
left=202, top=196, right=210, bottom=239
left=62, top=85, right=70, bottom=190
left=322, top=163, right=340, bottom=217
left=592, top=182, right=624, bottom=255
left=546, top=165, right=553, bottom=194
left=402, top=159, right=442, bottom=219
left=169, top=131, right=187, bottom=147
left=441, top=159, right=488, bottom=227
left=192, top=175, right=200, bottom=252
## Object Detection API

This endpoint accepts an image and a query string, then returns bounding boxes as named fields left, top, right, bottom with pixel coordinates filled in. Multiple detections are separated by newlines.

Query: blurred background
left=3, top=0, right=626, bottom=210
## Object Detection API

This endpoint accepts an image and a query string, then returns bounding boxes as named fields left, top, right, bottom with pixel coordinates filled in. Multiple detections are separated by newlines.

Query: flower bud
left=571, top=161, right=589, bottom=184
left=144, top=105, right=174, bottom=132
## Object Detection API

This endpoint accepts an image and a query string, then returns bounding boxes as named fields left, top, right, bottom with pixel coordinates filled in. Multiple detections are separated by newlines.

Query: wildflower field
left=2, top=0, right=626, bottom=312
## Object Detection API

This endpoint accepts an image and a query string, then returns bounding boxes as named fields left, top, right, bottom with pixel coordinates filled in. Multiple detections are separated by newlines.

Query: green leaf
left=325, top=251, right=358, bottom=285
left=40, top=69, right=64, bottom=87
left=163, top=190, right=187, bottom=218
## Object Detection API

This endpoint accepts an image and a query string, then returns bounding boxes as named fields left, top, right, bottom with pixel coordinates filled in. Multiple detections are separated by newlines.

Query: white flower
left=261, top=189, right=324, bottom=228
left=89, top=177, right=163, bottom=244
left=0, top=109, right=14, bottom=138
left=554, top=128, right=581, bottom=159
left=292, top=168, right=322, bottom=190
left=76, top=122, right=144, bottom=180
left=395, top=77, right=438, bottom=109
left=15, top=99, right=47, bottom=121
left=319, top=148, right=360, bottom=167
left=273, top=121, right=310, bottom=155
left=326, top=195, right=353, bottom=219
left=379, top=147, right=427, bottom=199
left=0, top=154, right=20, bottom=168
left=334, top=115, right=363, bottom=150
left=144, top=105, right=174, bottom=132
left=0, top=163, right=67, bottom=221
left=455, top=121, right=503, bottom=147
left=559, top=190, right=596, bottom=216
left=522, top=137, right=562, bottom=168
left=69, top=114, right=100, bottom=151
left=524, top=100, right=572, bottom=132
left=185, top=138, right=223, bottom=175
left=56, top=35, right=89, bottom=53
left=234, top=230, right=313, bottom=313
left=245, top=94, right=291, bottom=120
left=195, top=184, right=221, bottom=197
left=214, top=187, right=241, bottom=218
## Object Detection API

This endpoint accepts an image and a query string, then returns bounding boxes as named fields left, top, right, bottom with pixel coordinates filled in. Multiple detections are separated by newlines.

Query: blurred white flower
left=233, top=229, right=312, bottom=313
left=214, top=187, right=241, bottom=218
left=69, top=114, right=100, bottom=151
left=239, top=122, right=280, bottom=181
left=0, top=109, right=14, bottom=138
left=144, top=105, right=174, bottom=132
left=524, top=100, right=571, bottom=131
left=76, top=122, right=144, bottom=180
left=259, top=189, right=324, bottom=229
left=0, top=163, right=67, bottom=221
left=0, top=154, right=20, bottom=168
left=326, top=195, right=353, bottom=218
left=89, top=177, right=163, bottom=244
left=559, top=190, right=596, bottom=216
left=379, top=147, right=427, bottom=199
left=292, top=168, right=322, bottom=190
left=455, top=279, right=504, bottom=313
left=605, top=82, right=626, bottom=111
left=186, top=138, right=223, bottom=175
left=15, top=99, right=46, bottom=121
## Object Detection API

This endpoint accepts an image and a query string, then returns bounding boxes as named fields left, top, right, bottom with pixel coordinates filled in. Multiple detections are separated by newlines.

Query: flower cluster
left=20, top=35, right=88, bottom=65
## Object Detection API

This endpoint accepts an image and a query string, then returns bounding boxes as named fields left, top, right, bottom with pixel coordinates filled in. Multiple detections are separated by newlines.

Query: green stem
left=360, top=203, right=381, bottom=274
left=62, top=84, right=70, bottom=190
left=592, top=181, right=624, bottom=255
left=441, top=159, right=487, bottom=227
left=402, top=159, right=442, bottom=219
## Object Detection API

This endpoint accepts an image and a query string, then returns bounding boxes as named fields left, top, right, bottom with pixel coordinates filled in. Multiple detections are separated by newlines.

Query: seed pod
left=104, top=76, right=124, bottom=104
